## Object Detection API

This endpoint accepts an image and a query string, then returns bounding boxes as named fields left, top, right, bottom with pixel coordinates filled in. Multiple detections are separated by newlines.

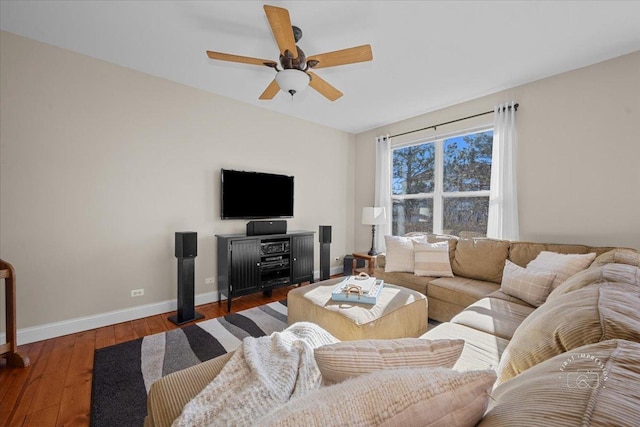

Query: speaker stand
left=169, top=257, right=204, bottom=325
left=320, top=242, right=330, bottom=281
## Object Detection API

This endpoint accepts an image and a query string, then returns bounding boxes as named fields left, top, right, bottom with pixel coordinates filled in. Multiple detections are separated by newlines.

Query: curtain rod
left=389, top=103, right=519, bottom=139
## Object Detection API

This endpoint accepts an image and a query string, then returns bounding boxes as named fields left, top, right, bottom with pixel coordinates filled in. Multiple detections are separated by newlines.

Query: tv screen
left=221, top=169, right=294, bottom=219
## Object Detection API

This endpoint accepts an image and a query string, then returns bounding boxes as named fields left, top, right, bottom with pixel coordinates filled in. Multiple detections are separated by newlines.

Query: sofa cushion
left=146, top=352, right=233, bottom=427
left=526, top=250, right=596, bottom=289
left=449, top=297, right=535, bottom=341
left=384, top=235, right=427, bottom=273
left=420, top=322, right=509, bottom=372
left=496, top=282, right=640, bottom=385
left=547, top=263, right=640, bottom=303
left=508, top=242, right=587, bottom=266
left=428, top=276, right=500, bottom=308
left=257, top=367, right=496, bottom=427
left=590, top=247, right=640, bottom=268
left=413, top=241, right=454, bottom=277
left=452, top=238, right=509, bottom=284
left=314, top=338, right=464, bottom=384
left=500, top=260, right=556, bottom=307
left=479, top=340, right=640, bottom=427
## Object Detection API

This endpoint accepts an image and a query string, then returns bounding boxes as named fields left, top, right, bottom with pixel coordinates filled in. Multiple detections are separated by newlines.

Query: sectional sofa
left=374, top=233, right=622, bottom=322
left=144, top=237, right=640, bottom=426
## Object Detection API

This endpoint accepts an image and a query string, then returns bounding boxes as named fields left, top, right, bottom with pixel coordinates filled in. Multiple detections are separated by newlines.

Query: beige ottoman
left=287, top=278, right=428, bottom=341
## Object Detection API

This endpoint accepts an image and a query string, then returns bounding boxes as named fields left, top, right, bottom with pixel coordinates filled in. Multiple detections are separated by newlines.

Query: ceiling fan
left=206, top=4, right=373, bottom=101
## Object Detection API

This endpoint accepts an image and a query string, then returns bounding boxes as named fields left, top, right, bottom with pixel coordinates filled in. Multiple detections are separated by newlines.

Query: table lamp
left=362, top=207, right=387, bottom=256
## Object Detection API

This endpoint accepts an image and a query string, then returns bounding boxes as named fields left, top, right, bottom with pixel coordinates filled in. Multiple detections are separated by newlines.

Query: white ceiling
left=2, top=1, right=639, bottom=134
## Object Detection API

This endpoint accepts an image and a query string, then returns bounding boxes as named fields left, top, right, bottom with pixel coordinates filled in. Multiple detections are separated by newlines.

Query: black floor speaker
left=319, top=225, right=332, bottom=281
left=169, top=232, right=204, bottom=325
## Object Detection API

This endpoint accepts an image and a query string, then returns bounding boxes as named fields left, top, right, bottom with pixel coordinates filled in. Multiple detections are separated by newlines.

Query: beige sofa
left=374, top=234, right=619, bottom=322
left=145, top=244, right=640, bottom=426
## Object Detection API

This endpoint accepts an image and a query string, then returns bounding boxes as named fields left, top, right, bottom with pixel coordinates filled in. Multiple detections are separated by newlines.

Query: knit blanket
left=172, top=322, right=339, bottom=427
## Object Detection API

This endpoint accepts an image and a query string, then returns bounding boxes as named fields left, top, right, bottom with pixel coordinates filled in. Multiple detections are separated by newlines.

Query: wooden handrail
left=1, top=259, right=30, bottom=367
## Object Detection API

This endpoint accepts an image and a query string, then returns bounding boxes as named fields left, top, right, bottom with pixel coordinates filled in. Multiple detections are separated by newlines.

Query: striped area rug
left=90, top=300, right=288, bottom=427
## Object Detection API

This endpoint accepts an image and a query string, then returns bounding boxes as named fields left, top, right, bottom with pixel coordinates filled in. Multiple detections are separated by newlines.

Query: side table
left=351, top=252, right=377, bottom=276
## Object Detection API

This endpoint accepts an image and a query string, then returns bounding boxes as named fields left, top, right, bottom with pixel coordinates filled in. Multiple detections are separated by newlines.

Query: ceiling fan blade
left=263, top=5, right=298, bottom=59
left=259, top=79, right=280, bottom=100
left=206, top=51, right=277, bottom=67
left=308, top=72, right=343, bottom=101
left=307, top=44, right=373, bottom=69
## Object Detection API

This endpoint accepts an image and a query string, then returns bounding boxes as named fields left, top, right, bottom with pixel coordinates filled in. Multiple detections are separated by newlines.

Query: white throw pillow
left=384, top=235, right=427, bottom=273
left=314, top=338, right=465, bottom=384
left=413, top=241, right=454, bottom=277
left=526, top=251, right=596, bottom=289
left=257, top=367, right=497, bottom=427
left=500, top=260, right=556, bottom=307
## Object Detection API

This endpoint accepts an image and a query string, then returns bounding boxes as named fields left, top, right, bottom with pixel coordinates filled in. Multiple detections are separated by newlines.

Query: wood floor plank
left=23, top=403, right=59, bottom=426
left=113, top=321, right=136, bottom=344
left=94, top=325, right=115, bottom=350
left=6, top=338, right=56, bottom=426
left=56, top=331, right=96, bottom=427
left=131, top=318, right=152, bottom=339
left=26, top=334, right=75, bottom=415
left=146, top=315, right=168, bottom=335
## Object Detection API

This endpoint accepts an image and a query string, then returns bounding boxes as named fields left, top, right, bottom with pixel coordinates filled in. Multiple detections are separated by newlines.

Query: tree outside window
left=391, top=130, right=493, bottom=236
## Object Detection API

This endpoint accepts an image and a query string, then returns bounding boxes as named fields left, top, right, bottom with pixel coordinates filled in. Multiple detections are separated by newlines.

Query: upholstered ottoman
left=287, top=278, right=428, bottom=341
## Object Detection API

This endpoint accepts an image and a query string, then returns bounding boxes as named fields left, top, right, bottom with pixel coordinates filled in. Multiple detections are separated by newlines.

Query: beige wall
left=355, top=51, right=640, bottom=252
left=0, top=31, right=355, bottom=333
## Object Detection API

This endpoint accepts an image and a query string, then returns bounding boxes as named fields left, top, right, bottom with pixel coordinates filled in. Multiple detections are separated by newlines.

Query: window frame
left=390, top=125, right=493, bottom=235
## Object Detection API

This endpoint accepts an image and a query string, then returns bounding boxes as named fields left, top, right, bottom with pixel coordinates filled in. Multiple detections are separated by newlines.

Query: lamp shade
left=275, top=69, right=310, bottom=95
left=362, top=207, right=386, bottom=225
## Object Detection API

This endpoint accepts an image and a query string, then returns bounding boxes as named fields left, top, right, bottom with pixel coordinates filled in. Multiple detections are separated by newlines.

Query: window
left=392, top=129, right=493, bottom=237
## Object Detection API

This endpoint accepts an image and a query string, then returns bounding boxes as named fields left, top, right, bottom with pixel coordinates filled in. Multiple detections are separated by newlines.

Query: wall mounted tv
left=220, top=169, right=294, bottom=219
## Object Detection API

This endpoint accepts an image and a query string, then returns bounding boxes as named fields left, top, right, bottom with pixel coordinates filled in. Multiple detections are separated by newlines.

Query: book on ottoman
left=331, top=273, right=384, bottom=304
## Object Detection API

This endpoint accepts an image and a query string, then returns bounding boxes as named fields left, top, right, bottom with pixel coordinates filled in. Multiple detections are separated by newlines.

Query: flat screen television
left=220, top=169, right=294, bottom=219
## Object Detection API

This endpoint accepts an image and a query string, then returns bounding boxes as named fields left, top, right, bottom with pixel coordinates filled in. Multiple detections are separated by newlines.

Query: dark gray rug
left=90, top=300, right=288, bottom=427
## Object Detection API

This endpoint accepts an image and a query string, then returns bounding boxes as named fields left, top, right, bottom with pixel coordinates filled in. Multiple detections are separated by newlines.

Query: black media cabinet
left=216, top=231, right=315, bottom=311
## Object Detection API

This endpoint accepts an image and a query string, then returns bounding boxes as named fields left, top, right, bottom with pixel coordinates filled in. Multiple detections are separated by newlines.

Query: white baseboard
left=2, top=291, right=220, bottom=346
left=2, top=266, right=345, bottom=346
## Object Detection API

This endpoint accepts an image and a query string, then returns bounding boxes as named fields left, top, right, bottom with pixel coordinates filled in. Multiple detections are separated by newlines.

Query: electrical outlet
left=131, top=289, right=144, bottom=297
left=205, top=277, right=215, bottom=285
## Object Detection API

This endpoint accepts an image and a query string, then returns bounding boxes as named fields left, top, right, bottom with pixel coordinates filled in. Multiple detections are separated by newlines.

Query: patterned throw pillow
left=257, top=367, right=496, bottom=427
left=384, top=235, right=427, bottom=273
left=413, top=241, right=454, bottom=277
left=500, top=260, right=556, bottom=307
left=526, top=251, right=596, bottom=289
left=314, top=338, right=465, bottom=384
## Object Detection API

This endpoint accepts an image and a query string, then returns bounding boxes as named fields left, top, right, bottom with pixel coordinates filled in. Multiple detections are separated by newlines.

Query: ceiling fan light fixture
left=275, top=69, right=310, bottom=96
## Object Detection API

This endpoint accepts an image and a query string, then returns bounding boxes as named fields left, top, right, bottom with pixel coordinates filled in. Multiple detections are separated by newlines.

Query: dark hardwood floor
left=0, top=284, right=298, bottom=426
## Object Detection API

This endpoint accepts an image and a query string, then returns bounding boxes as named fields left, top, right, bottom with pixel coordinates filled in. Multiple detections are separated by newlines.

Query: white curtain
left=374, top=135, right=391, bottom=251
left=487, top=101, right=519, bottom=240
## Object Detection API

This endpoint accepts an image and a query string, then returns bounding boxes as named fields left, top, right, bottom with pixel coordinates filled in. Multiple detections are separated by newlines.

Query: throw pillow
left=526, top=251, right=596, bottom=289
left=413, top=241, right=454, bottom=277
left=496, top=281, right=640, bottom=386
left=384, top=235, right=427, bottom=273
left=257, top=367, right=497, bottom=427
left=314, top=338, right=465, bottom=384
left=547, top=263, right=640, bottom=303
left=479, top=340, right=640, bottom=427
left=500, top=260, right=556, bottom=307
left=590, top=248, right=640, bottom=268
